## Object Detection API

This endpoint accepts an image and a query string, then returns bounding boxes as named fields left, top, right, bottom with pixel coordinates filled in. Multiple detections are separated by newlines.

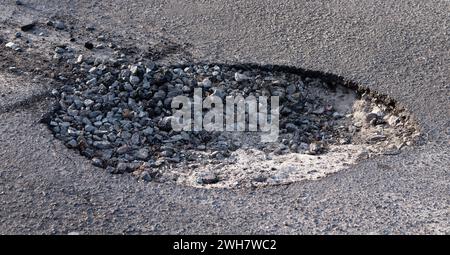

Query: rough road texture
left=0, top=0, right=449, bottom=234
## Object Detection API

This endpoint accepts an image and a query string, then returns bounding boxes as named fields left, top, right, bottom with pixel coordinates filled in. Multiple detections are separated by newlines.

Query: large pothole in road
left=45, top=61, right=421, bottom=189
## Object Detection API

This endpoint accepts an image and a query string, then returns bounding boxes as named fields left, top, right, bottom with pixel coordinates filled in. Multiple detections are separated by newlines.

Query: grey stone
left=142, top=127, right=154, bottom=136
left=197, top=172, right=219, bottom=185
left=86, top=78, right=97, bottom=86
left=66, top=139, right=78, bottom=148
left=53, top=53, right=62, bottom=60
left=84, top=99, right=94, bottom=107
left=212, top=88, right=225, bottom=99
left=234, top=72, right=249, bottom=82
left=140, top=171, right=152, bottom=182
left=368, top=134, right=387, bottom=143
left=201, top=78, right=212, bottom=88
left=366, top=113, right=379, bottom=123
left=130, top=65, right=140, bottom=75
left=116, top=145, right=130, bottom=155
left=123, top=82, right=133, bottom=91
left=55, top=47, right=65, bottom=54
left=129, top=75, right=140, bottom=85
left=54, top=21, right=66, bottom=30
left=286, top=84, right=297, bottom=94
left=131, top=133, right=140, bottom=145
left=312, top=106, right=325, bottom=115
left=84, top=125, right=96, bottom=133
left=153, top=90, right=166, bottom=102
left=182, top=86, right=191, bottom=93
left=160, top=150, right=173, bottom=158
left=86, top=25, right=95, bottom=31
left=254, top=175, right=267, bottom=182
left=116, top=162, right=132, bottom=174
left=91, top=158, right=103, bottom=167
left=93, top=141, right=112, bottom=149
left=136, top=148, right=149, bottom=160
left=158, top=116, right=174, bottom=131
left=308, top=142, right=322, bottom=155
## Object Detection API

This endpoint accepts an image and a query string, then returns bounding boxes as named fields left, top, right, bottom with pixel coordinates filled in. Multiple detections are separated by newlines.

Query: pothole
left=44, top=60, right=421, bottom=189
left=0, top=15, right=421, bottom=189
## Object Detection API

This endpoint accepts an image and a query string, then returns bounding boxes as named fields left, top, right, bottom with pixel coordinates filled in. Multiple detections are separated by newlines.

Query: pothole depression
left=44, top=61, right=421, bottom=189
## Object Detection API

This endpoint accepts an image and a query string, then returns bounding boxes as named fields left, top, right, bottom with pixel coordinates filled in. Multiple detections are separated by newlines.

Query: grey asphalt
left=0, top=0, right=449, bottom=234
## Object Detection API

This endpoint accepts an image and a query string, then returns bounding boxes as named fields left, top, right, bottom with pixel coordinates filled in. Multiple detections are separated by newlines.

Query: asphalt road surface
left=0, top=0, right=448, bottom=234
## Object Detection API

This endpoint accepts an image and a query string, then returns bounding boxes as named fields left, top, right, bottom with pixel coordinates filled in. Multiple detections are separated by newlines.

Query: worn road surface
left=0, top=0, right=448, bottom=234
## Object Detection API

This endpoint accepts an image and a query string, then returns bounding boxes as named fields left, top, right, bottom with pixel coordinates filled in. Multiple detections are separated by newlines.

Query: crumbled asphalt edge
left=0, top=42, right=75, bottom=114
left=0, top=17, right=192, bottom=114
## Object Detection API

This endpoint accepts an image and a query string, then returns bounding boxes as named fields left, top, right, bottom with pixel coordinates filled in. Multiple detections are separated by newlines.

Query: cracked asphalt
left=0, top=0, right=449, bottom=234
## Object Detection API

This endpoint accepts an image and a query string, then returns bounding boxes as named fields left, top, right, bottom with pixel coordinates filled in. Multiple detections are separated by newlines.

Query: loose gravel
left=43, top=54, right=421, bottom=188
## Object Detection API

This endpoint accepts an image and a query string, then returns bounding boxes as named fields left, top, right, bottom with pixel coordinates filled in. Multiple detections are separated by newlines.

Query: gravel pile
left=44, top=55, right=420, bottom=187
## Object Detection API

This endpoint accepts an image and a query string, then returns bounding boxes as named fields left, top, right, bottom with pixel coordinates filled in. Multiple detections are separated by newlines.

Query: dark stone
left=366, top=113, right=379, bottom=123
left=254, top=175, right=267, bottom=182
left=84, top=42, right=94, bottom=50
left=140, top=171, right=152, bottom=182
left=20, top=22, right=35, bottom=32
left=158, top=116, right=174, bottom=131
left=198, top=172, right=219, bottom=184
left=91, top=158, right=104, bottom=167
